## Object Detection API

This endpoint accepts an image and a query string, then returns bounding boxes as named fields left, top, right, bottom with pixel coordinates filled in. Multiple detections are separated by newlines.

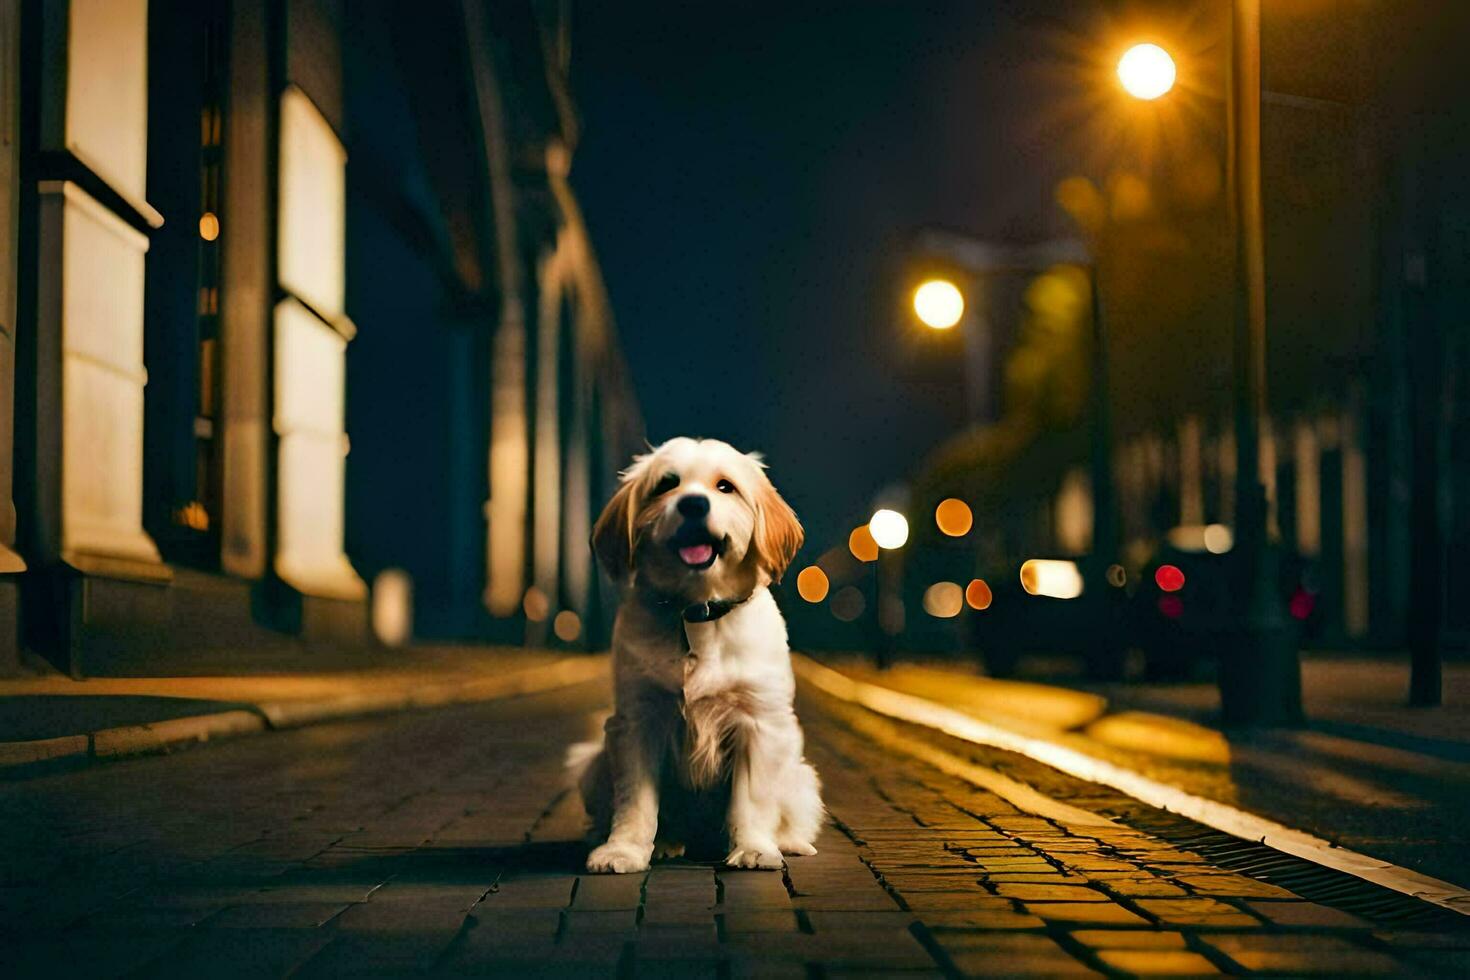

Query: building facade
left=1, top=0, right=639, bottom=676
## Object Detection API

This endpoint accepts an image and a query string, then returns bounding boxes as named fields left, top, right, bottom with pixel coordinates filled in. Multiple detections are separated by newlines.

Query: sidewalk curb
left=0, top=655, right=608, bottom=777
left=794, top=654, right=1470, bottom=917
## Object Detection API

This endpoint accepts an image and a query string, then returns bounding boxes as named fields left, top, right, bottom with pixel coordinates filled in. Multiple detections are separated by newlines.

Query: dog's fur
left=575, top=437, right=824, bottom=873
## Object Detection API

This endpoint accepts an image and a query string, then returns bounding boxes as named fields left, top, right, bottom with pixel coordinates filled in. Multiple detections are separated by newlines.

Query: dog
left=574, top=437, right=824, bottom=873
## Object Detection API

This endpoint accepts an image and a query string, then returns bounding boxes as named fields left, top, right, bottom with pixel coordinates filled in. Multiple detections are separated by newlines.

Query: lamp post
left=869, top=508, right=908, bottom=669
left=1117, top=10, right=1301, bottom=725
left=905, top=231, right=1124, bottom=676
left=1221, top=0, right=1301, bottom=726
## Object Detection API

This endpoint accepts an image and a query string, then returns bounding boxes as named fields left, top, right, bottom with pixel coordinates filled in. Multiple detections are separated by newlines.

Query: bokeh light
left=965, top=578, right=993, bottom=610
left=912, top=279, right=964, bottom=329
left=848, top=524, right=879, bottom=562
left=868, top=509, right=909, bottom=550
left=1117, top=43, right=1176, bottom=100
left=1154, top=564, right=1186, bottom=593
left=830, top=585, right=866, bottom=622
left=923, top=581, right=964, bottom=618
left=1289, top=587, right=1316, bottom=621
left=1158, top=595, right=1185, bottom=619
left=553, top=609, right=581, bottom=642
left=934, top=498, right=973, bottom=537
left=796, top=565, right=830, bottom=603
left=522, top=586, right=550, bottom=622
left=1203, top=523, right=1233, bottom=554
left=1019, top=559, right=1084, bottom=599
left=198, top=211, right=220, bottom=241
left=371, top=568, right=412, bottom=647
left=1106, top=563, right=1127, bottom=588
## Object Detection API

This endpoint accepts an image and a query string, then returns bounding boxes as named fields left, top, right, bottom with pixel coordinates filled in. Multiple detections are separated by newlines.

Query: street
left=4, top=679, right=1466, bottom=978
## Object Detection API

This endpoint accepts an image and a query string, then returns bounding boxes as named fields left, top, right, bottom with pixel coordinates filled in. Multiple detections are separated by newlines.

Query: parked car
left=1128, top=545, right=1234, bottom=680
left=1130, top=529, right=1320, bottom=680
left=965, top=556, right=1128, bottom=679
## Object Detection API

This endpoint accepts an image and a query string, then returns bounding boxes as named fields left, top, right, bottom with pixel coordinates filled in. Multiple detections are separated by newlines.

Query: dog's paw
left=652, top=839, right=686, bottom=861
left=586, top=841, right=652, bottom=874
left=725, top=844, right=783, bottom=870
left=778, top=839, right=818, bottom=856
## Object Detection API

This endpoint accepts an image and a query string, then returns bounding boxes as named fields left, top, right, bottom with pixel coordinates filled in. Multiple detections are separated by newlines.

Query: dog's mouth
left=670, top=528, right=724, bottom=571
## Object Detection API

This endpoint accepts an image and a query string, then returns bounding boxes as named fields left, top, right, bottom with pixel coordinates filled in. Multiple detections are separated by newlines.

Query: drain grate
left=1105, top=803, right=1465, bottom=929
left=807, top=684, right=1470, bottom=933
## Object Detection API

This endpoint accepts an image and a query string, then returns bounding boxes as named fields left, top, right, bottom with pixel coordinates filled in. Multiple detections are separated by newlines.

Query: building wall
left=0, top=0, right=25, bottom=673
left=1, top=0, right=639, bottom=672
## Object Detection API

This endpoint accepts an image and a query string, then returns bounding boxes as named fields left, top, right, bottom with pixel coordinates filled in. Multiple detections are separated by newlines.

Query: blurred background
left=1, top=1, right=1466, bottom=713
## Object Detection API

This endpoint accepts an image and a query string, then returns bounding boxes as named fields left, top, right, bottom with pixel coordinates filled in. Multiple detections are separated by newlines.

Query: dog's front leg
left=586, top=711, right=661, bottom=873
left=725, top=723, right=784, bottom=870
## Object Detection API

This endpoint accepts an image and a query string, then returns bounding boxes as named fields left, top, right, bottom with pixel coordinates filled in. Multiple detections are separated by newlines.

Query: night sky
left=573, top=2, right=1090, bottom=557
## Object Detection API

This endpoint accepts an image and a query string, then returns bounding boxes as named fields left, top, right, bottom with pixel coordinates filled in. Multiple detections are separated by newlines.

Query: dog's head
left=592, top=437, right=803, bottom=599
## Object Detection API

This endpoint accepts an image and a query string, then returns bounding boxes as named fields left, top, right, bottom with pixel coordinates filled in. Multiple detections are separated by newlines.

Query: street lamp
left=912, top=279, right=965, bottom=330
left=905, top=231, right=1124, bottom=677
left=1116, top=43, right=1176, bottom=100
left=1117, top=14, right=1301, bottom=726
left=868, top=509, right=910, bottom=550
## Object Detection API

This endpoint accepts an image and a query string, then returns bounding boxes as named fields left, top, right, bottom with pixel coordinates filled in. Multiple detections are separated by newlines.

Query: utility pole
left=1218, top=0, right=1303, bottom=726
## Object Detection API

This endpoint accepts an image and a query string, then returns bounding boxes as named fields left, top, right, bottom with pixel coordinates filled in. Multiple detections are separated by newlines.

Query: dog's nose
left=676, top=494, right=711, bottom=518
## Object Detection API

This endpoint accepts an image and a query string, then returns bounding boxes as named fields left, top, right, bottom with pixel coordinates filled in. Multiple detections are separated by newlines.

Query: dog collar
left=682, top=595, right=750, bottom=623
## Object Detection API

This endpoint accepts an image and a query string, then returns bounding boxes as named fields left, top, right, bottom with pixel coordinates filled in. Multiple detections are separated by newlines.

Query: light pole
left=1221, top=0, right=1301, bottom=726
left=910, top=273, right=997, bottom=425
left=1118, top=13, right=1301, bottom=725
left=907, top=231, right=1121, bottom=598
left=869, top=508, right=909, bottom=669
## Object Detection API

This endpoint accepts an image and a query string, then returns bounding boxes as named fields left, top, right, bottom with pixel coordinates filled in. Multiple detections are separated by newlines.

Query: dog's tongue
left=678, top=543, right=715, bottom=566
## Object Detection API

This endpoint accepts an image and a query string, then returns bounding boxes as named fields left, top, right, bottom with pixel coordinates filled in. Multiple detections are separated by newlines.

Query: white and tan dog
left=576, top=437, right=824, bottom=873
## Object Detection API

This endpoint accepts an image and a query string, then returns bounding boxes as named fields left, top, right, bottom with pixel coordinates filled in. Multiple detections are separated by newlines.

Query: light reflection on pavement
left=824, top=658, right=1470, bottom=889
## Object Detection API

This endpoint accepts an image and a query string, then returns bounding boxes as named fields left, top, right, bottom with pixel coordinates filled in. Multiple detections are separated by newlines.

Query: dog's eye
left=716, top=479, right=736, bottom=494
left=653, top=472, right=680, bottom=496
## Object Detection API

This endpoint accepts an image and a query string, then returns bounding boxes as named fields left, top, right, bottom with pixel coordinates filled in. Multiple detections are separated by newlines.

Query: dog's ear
left=752, top=478, right=804, bottom=583
left=591, top=477, right=641, bottom=580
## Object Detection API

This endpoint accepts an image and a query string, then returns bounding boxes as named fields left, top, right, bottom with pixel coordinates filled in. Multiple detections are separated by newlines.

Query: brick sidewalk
left=1, top=675, right=1465, bottom=977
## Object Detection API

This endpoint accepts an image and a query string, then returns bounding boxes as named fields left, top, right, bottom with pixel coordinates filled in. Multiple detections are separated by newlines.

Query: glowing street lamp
left=868, top=508, right=909, bottom=550
left=912, top=279, right=965, bottom=329
left=1110, top=12, right=1299, bottom=723
left=1117, top=42, right=1176, bottom=100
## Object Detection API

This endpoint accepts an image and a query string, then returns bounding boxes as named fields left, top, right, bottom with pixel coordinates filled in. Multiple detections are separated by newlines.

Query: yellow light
left=522, top=586, right=550, bottom=622
left=371, top=568, right=413, bottom=647
left=935, top=498, right=973, bottom=537
left=1168, top=523, right=1235, bottom=554
left=1117, top=43, right=1176, bottom=100
left=912, top=279, right=965, bottom=329
left=965, top=578, right=993, bottom=610
left=868, top=509, right=909, bottom=550
left=553, top=609, right=582, bottom=642
left=1019, top=559, right=1084, bottom=599
left=848, top=524, right=880, bottom=563
left=198, top=211, right=220, bottom=241
left=1106, top=563, right=1128, bottom=588
left=796, top=565, right=830, bottom=603
left=923, top=581, right=964, bottom=618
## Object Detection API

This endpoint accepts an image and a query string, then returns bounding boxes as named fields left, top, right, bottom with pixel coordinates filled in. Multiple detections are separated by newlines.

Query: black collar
left=682, top=595, right=750, bottom=623
left=643, top=589, right=752, bottom=624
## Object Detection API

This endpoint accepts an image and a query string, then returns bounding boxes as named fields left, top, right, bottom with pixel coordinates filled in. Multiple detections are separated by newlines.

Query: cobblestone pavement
left=2, top=676, right=1467, bottom=977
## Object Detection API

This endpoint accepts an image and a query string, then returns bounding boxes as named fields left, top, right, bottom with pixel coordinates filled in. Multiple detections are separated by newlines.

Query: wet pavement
left=2, top=675, right=1468, bottom=977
